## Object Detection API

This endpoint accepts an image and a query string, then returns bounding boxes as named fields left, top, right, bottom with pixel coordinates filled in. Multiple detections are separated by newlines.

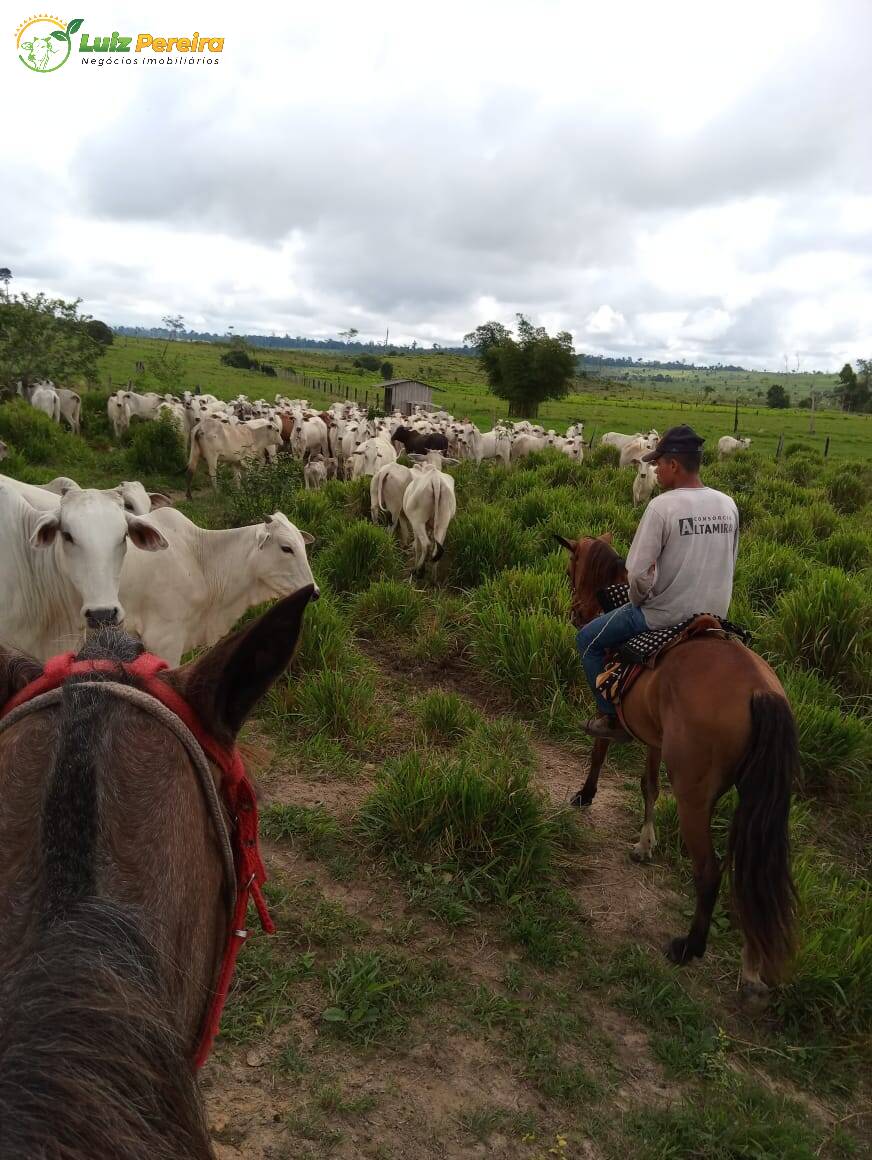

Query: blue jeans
left=576, top=603, right=648, bottom=715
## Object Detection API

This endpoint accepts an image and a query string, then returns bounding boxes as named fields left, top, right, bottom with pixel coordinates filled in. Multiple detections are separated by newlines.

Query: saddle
left=594, top=583, right=751, bottom=707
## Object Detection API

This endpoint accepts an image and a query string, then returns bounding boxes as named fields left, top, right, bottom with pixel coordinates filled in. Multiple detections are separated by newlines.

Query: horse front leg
left=571, top=738, right=610, bottom=809
left=631, top=746, right=661, bottom=863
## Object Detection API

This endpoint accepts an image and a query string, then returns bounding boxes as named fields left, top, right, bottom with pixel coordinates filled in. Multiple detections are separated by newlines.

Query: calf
left=304, top=454, right=328, bottom=491
left=632, top=459, right=657, bottom=506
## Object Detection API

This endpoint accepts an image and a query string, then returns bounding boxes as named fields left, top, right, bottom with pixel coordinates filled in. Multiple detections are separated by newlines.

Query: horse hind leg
left=571, top=738, right=610, bottom=809
left=666, top=791, right=722, bottom=966
left=631, top=746, right=661, bottom=863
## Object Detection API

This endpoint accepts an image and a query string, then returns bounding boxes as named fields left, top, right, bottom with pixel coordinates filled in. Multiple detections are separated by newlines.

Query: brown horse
left=558, top=533, right=797, bottom=1003
left=0, top=586, right=315, bottom=1159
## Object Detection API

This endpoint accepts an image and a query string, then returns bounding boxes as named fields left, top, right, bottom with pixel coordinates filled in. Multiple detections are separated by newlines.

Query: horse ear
left=598, top=532, right=613, bottom=544
left=161, top=585, right=316, bottom=745
left=0, top=646, right=42, bottom=705
left=553, top=535, right=575, bottom=552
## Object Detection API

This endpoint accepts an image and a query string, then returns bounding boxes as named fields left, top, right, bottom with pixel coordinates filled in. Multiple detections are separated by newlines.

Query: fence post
left=365, top=391, right=368, bottom=406
left=775, top=433, right=784, bottom=460
left=824, top=436, right=830, bottom=458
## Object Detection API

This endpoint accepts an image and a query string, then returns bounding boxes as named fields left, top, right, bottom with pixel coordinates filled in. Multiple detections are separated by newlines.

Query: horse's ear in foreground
left=0, top=585, right=315, bottom=1160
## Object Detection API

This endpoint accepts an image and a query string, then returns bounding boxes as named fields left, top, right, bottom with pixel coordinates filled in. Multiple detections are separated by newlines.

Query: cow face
left=254, top=513, right=319, bottom=599
left=29, top=489, right=168, bottom=627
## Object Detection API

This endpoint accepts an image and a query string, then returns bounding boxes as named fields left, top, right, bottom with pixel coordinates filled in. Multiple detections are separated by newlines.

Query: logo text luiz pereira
left=17, top=16, right=224, bottom=72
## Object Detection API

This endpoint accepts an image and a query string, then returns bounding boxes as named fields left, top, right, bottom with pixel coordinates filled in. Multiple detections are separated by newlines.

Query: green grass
left=322, top=950, right=448, bottom=1045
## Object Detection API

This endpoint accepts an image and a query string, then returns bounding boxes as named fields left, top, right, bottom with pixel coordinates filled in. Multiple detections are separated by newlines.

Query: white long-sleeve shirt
left=626, top=486, right=740, bottom=628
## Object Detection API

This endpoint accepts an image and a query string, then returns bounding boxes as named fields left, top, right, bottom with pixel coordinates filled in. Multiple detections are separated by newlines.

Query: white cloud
left=2, top=0, right=871, bottom=366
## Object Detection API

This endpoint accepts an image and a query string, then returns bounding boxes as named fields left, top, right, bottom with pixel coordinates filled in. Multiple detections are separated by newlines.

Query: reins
left=0, top=650, right=275, bottom=1070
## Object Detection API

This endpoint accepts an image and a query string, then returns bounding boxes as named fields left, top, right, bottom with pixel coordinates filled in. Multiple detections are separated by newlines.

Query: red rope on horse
left=1, top=650, right=275, bottom=1070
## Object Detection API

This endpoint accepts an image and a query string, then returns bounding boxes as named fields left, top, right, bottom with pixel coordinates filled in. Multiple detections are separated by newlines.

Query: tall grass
left=317, top=522, right=401, bottom=594
left=445, top=507, right=537, bottom=587
left=765, top=569, right=872, bottom=694
left=127, top=409, right=186, bottom=474
left=358, top=747, right=580, bottom=900
left=470, top=600, right=579, bottom=709
left=780, top=669, right=871, bottom=792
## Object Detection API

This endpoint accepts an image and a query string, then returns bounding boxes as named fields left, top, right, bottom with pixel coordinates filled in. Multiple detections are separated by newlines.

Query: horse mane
left=0, top=626, right=213, bottom=1160
left=582, top=537, right=628, bottom=595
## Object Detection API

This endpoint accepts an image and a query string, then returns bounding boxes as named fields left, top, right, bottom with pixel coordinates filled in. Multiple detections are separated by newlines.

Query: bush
left=734, top=539, right=809, bottom=613
left=784, top=441, right=821, bottom=459
left=780, top=669, right=871, bottom=792
left=127, top=409, right=186, bottom=475
left=352, top=579, right=425, bottom=636
left=220, top=348, right=258, bottom=370
left=281, top=665, right=384, bottom=748
left=827, top=467, right=871, bottom=515
left=765, top=569, right=872, bottom=693
left=470, top=600, right=580, bottom=709
left=781, top=453, right=821, bottom=486
left=588, top=444, right=620, bottom=467
left=812, top=528, right=871, bottom=571
left=413, top=690, right=482, bottom=743
left=474, top=567, right=570, bottom=620
left=445, top=507, right=537, bottom=587
left=0, top=399, right=81, bottom=465
left=358, top=748, right=579, bottom=899
left=225, top=458, right=304, bottom=527
left=318, top=522, right=401, bottom=595
left=353, top=354, right=381, bottom=371
left=79, top=389, right=113, bottom=439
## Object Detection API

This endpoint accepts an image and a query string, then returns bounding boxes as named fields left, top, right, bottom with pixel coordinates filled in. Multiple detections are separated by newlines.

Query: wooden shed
left=382, top=379, right=442, bottom=416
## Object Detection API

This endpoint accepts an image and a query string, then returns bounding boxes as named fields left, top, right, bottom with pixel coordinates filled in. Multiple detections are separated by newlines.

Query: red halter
left=0, top=650, right=275, bottom=1070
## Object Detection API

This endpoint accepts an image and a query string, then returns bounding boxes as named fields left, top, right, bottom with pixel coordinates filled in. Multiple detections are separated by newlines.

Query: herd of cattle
left=1, top=382, right=755, bottom=666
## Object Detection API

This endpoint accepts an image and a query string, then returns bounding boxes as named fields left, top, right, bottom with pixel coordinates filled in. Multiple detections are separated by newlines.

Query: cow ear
left=148, top=492, right=174, bottom=509
left=125, top=514, right=169, bottom=552
left=300, top=531, right=315, bottom=546
left=0, top=645, right=42, bottom=705
left=30, top=510, right=61, bottom=548
left=553, top=535, right=575, bottom=552
left=161, top=586, right=316, bottom=745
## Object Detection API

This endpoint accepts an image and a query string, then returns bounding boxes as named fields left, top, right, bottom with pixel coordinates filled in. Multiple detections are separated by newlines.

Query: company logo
left=16, top=14, right=82, bottom=72
left=16, top=15, right=224, bottom=71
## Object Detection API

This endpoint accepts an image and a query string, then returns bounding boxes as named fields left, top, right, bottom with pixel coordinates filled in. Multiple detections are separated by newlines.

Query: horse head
left=554, top=532, right=628, bottom=628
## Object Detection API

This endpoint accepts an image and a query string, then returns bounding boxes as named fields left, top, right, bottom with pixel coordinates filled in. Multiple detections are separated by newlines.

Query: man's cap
left=642, top=424, right=705, bottom=462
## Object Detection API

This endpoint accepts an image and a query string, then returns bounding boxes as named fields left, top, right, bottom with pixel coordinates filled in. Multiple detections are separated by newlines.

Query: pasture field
left=0, top=398, right=870, bottom=1158
left=96, top=336, right=872, bottom=463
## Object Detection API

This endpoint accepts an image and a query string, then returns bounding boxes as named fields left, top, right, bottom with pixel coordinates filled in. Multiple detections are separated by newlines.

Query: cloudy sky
left=4, top=0, right=871, bottom=367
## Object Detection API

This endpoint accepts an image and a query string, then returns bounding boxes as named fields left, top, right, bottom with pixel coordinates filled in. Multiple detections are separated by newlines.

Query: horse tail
left=727, top=691, right=797, bottom=983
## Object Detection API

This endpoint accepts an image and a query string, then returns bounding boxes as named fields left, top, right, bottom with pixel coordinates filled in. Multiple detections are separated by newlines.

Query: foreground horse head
left=557, top=530, right=797, bottom=1004
left=554, top=533, right=627, bottom=628
left=0, top=585, right=315, bottom=1159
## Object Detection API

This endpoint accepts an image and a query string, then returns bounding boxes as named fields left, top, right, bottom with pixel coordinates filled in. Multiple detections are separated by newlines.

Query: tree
left=0, top=268, right=11, bottom=302
left=834, top=360, right=870, bottom=412
left=0, top=292, right=105, bottom=387
left=766, top=383, right=790, bottom=409
left=339, top=327, right=359, bottom=343
left=162, top=314, right=185, bottom=340
left=85, top=319, right=114, bottom=346
left=380, top=360, right=394, bottom=380
left=464, top=315, right=576, bottom=418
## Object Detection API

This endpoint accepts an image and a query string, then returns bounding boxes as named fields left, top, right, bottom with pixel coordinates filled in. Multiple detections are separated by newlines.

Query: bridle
left=0, top=650, right=274, bottom=1070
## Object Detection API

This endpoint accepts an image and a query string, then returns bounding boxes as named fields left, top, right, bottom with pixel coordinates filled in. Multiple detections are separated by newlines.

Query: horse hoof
left=570, top=791, right=593, bottom=810
left=740, top=981, right=770, bottom=1011
left=665, top=936, right=696, bottom=965
left=630, top=845, right=653, bottom=864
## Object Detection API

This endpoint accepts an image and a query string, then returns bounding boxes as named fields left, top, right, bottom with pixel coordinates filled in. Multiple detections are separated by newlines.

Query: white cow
left=477, top=428, right=512, bottom=466
left=292, top=415, right=329, bottom=460
left=566, top=422, right=585, bottom=440
left=619, top=435, right=658, bottom=468
left=107, top=393, right=127, bottom=438
left=561, top=437, right=584, bottom=462
left=510, top=434, right=546, bottom=461
left=57, top=388, right=82, bottom=434
left=118, top=509, right=317, bottom=666
left=0, top=484, right=168, bottom=660
left=370, top=462, right=413, bottom=535
left=186, top=416, right=283, bottom=494
left=119, top=391, right=162, bottom=425
left=633, top=459, right=658, bottom=506
left=401, top=464, right=457, bottom=572
left=718, top=436, right=752, bottom=459
left=349, top=436, right=397, bottom=480
left=29, top=383, right=61, bottom=424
